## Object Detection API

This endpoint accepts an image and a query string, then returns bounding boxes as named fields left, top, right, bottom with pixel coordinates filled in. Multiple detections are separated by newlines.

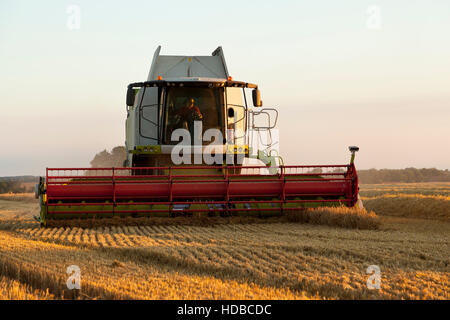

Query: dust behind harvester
left=35, top=47, right=360, bottom=226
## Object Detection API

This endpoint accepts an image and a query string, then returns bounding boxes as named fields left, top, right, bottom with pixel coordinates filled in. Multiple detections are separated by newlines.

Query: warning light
left=227, top=76, right=233, bottom=81
left=157, top=76, right=163, bottom=80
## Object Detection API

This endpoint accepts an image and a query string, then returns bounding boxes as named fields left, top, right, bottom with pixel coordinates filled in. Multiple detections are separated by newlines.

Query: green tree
left=90, top=146, right=127, bottom=168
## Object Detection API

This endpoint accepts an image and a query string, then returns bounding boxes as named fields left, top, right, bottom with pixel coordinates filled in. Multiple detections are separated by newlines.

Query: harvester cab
left=35, top=46, right=360, bottom=227
left=124, top=46, right=279, bottom=170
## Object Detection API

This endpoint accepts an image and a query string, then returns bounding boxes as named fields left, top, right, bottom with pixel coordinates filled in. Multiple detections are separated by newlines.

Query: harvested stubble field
left=361, top=182, right=450, bottom=220
left=0, top=183, right=448, bottom=300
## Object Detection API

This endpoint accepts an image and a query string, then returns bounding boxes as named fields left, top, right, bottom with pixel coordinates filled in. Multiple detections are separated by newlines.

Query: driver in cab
left=177, top=97, right=203, bottom=122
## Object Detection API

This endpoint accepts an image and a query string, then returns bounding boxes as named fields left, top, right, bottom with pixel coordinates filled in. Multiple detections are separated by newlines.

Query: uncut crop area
left=0, top=183, right=449, bottom=300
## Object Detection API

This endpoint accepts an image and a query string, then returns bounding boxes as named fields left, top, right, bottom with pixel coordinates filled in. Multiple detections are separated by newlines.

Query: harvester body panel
left=147, top=46, right=229, bottom=81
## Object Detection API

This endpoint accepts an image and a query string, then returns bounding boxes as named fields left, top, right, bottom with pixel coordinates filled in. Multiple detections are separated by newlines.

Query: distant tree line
left=0, top=180, right=26, bottom=193
left=0, top=176, right=37, bottom=193
left=358, top=168, right=450, bottom=184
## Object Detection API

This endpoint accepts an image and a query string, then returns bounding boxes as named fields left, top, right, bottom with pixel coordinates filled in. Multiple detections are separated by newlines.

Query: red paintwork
left=45, top=164, right=358, bottom=216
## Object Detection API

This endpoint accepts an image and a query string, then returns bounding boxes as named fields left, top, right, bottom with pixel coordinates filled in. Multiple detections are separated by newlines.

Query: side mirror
left=252, top=89, right=263, bottom=107
left=126, top=87, right=136, bottom=107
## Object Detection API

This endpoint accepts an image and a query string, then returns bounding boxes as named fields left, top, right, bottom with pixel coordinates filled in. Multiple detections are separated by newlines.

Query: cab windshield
left=163, top=87, right=224, bottom=144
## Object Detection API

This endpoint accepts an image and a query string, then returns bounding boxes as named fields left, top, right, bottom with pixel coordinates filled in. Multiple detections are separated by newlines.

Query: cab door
left=138, top=87, right=160, bottom=145
left=225, top=87, right=247, bottom=147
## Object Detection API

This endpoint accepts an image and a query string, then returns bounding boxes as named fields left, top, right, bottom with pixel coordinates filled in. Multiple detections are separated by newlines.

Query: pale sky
left=1, top=0, right=449, bottom=176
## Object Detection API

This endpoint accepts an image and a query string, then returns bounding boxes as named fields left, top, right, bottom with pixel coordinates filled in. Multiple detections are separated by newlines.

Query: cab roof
left=128, top=79, right=258, bottom=89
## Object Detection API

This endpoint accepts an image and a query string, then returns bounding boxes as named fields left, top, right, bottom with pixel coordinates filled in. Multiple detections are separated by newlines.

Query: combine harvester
left=35, top=46, right=360, bottom=227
